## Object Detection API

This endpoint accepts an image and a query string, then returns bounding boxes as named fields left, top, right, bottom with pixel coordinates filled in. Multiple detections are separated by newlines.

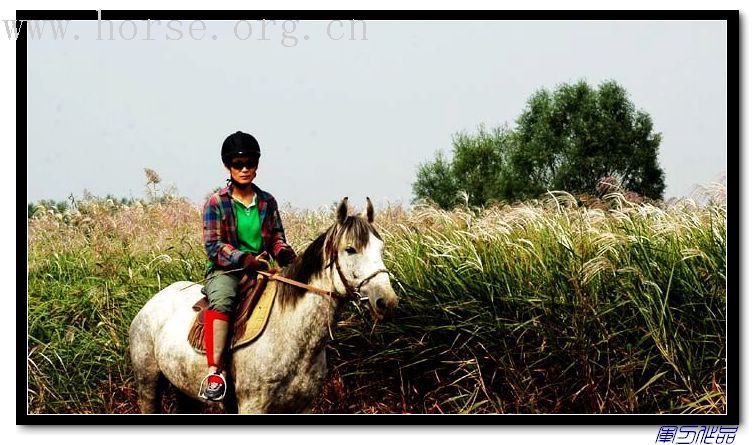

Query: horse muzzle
left=364, top=288, right=399, bottom=321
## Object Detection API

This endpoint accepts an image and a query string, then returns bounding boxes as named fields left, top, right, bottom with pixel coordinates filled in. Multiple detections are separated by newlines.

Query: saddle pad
left=231, top=280, right=277, bottom=349
left=188, top=279, right=278, bottom=353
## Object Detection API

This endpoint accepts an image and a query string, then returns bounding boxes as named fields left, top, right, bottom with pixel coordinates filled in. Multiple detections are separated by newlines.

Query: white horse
left=129, top=198, right=399, bottom=413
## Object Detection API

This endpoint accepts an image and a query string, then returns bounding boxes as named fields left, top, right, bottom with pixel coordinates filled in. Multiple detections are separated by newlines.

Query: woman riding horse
left=201, top=131, right=297, bottom=400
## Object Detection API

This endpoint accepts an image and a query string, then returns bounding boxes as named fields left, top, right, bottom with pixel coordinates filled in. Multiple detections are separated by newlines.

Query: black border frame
left=17, top=9, right=740, bottom=426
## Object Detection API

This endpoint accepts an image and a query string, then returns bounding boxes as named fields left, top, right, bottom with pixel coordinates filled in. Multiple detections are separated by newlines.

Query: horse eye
left=345, top=247, right=357, bottom=255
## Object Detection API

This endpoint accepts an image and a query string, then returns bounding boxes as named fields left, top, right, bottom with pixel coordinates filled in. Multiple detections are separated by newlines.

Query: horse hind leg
left=129, top=322, right=164, bottom=413
left=132, top=354, right=166, bottom=414
left=146, top=374, right=170, bottom=414
left=132, top=360, right=165, bottom=413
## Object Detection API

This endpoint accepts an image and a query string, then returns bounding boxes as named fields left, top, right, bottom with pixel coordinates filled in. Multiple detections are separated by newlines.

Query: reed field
left=26, top=185, right=727, bottom=414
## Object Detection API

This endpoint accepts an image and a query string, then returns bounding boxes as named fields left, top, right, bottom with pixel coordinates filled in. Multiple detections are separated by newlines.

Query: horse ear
left=336, top=197, right=348, bottom=224
left=365, top=197, right=374, bottom=223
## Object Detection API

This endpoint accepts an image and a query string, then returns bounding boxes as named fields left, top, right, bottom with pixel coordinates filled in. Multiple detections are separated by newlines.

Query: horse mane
left=278, top=215, right=382, bottom=309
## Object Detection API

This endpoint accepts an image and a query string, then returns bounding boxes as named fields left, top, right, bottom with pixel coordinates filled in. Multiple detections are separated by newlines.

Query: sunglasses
left=229, top=160, right=258, bottom=170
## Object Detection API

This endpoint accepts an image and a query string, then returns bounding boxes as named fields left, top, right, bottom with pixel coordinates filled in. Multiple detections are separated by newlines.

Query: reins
left=261, top=259, right=389, bottom=303
left=256, top=269, right=337, bottom=299
left=260, top=222, right=390, bottom=302
left=180, top=263, right=389, bottom=303
left=183, top=222, right=390, bottom=303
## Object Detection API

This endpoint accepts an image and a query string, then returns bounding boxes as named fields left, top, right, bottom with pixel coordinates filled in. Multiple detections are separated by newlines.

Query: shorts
left=204, top=269, right=243, bottom=314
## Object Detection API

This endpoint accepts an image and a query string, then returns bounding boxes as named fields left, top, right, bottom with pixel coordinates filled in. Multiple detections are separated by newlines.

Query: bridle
left=183, top=228, right=390, bottom=307
left=256, top=237, right=390, bottom=304
left=331, top=253, right=390, bottom=303
left=325, top=224, right=391, bottom=303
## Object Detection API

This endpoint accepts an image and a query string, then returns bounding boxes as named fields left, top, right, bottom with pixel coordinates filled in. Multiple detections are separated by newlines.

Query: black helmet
left=221, top=131, right=261, bottom=165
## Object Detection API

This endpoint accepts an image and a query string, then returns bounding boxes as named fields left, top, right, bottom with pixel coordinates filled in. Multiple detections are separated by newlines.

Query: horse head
left=325, top=197, right=399, bottom=320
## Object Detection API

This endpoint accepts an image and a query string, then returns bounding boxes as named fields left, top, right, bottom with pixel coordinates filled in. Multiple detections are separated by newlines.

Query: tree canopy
left=413, top=80, right=666, bottom=209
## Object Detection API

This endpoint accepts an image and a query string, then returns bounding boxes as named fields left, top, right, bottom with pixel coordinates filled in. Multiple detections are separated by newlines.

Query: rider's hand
left=277, top=248, right=297, bottom=267
left=241, top=252, right=270, bottom=272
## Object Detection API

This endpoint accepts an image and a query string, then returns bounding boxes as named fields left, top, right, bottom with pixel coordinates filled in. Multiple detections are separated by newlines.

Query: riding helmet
left=221, top=131, right=261, bottom=165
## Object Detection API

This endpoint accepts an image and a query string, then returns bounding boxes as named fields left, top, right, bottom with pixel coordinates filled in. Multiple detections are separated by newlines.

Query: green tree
left=450, top=125, right=511, bottom=208
left=413, top=126, right=512, bottom=209
left=503, top=80, right=665, bottom=200
left=413, top=80, right=666, bottom=207
left=411, top=151, right=459, bottom=209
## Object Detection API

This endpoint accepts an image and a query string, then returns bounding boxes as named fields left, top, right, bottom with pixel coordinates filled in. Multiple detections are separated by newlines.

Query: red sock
left=208, top=373, right=224, bottom=385
left=204, top=309, right=230, bottom=368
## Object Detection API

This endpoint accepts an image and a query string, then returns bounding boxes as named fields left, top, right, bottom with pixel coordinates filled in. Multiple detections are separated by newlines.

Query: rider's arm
left=203, top=194, right=245, bottom=268
left=264, top=197, right=296, bottom=266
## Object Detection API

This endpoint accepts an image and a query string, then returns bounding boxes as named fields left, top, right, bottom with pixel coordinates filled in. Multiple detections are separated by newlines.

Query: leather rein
left=258, top=254, right=389, bottom=303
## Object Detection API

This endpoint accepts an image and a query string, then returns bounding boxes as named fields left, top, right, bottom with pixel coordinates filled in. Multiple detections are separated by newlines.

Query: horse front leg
left=236, top=397, right=266, bottom=414
left=235, top=389, right=269, bottom=414
left=222, top=382, right=239, bottom=414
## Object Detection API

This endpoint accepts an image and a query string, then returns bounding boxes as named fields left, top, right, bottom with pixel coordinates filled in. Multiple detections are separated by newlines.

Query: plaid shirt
left=203, top=183, right=294, bottom=271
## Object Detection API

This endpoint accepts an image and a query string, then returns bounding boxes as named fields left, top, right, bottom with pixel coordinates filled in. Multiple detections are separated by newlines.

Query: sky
left=26, top=19, right=728, bottom=210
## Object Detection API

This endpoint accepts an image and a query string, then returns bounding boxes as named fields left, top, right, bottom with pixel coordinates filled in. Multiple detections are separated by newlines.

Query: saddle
left=187, top=272, right=278, bottom=353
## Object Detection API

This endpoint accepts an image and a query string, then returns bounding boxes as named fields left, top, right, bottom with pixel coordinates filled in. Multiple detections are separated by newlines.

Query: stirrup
left=198, top=370, right=227, bottom=401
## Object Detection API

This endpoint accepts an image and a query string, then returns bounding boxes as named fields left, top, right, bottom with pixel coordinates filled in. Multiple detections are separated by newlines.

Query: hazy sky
left=26, top=19, right=727, bottom=209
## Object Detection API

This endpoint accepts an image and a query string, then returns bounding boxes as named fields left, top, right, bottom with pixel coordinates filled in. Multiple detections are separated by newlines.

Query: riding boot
left=203, top=310, right=230, bottom=400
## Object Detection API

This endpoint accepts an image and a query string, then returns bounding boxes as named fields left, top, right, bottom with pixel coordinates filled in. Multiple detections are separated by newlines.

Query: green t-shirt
left=232, top=195, right=263, bottom=255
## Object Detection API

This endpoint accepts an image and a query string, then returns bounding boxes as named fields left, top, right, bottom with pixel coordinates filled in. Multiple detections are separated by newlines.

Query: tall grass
left=26, top=186, right=727, bottom=414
